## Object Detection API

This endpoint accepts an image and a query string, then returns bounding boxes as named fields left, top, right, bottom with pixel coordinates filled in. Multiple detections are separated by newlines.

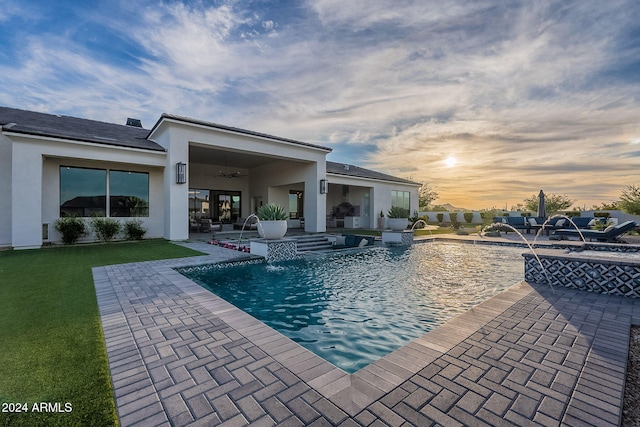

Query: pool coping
left=164, top=259, right=533, bottom=416
left=94, top=240, right=640, bottom=425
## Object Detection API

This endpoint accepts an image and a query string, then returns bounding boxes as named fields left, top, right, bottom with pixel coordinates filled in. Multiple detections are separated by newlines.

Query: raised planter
left=382, top=230, right=414, bottom=246
left=257, top=220, right=288, bottom=240
left=387, top=218, right=409, bottom=231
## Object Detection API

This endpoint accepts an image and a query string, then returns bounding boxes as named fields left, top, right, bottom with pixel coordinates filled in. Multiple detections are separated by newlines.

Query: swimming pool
left=181, top=241, right=525, bottom=372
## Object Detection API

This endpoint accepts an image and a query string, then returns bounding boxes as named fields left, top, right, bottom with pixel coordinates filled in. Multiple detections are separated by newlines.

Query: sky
left=1, top=0, right=639, bottom=210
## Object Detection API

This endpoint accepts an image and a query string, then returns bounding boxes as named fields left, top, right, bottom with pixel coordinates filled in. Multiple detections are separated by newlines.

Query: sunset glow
left=1, top=1, right=639, bottom=209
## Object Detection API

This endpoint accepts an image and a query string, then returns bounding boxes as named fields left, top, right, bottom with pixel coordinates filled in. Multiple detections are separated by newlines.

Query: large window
left=391, top=190, right=410, bottom=211
left=189, top=189, right=211, bottom=220
left=109, top=170, right=149, bottom=217
left=60, top=167, right=107, bottom=217
left=60, top=166, right=149, bottom=217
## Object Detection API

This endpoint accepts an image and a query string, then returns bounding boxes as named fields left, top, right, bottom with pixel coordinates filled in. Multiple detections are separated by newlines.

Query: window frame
left=391, top=190, right=411, bottom=211
left=59, top=166, right=150, bottom=218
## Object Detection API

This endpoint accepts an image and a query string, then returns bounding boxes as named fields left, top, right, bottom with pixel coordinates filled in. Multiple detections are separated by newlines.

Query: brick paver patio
left=93, top=242, right=640, bottom=426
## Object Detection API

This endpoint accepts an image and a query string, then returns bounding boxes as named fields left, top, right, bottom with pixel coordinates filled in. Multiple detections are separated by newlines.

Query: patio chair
left=199, top=218, right=213, bottom=233
left=233, top=217, right=258, bottom=230
left=553, top=220, right=637, bottom=242
left=530, top=216, right=566, bottom=236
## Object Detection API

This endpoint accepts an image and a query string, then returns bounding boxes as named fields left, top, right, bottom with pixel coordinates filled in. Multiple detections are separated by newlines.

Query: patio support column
left=303, top=161, right=327, bottom=233
left=11, top=142, right=43, bottom=249
left=156, top=129, right=189, bottom=241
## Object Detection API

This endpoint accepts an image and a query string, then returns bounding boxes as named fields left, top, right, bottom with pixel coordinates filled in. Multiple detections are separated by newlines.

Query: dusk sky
left=1, top=1, right=639, bottom=209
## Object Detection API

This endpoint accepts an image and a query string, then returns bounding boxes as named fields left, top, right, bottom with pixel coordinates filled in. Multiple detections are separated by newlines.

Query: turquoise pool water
left=181, top=242, right=524, bottom=372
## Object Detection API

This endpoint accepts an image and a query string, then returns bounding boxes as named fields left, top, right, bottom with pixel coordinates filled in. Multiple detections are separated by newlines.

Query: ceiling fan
left=218, top=171, right=247, bottom=178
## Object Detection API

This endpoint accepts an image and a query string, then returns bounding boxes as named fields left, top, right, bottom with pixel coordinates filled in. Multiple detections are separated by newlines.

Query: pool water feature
left=524, top=247, right=640, bottom=298
left=180, top=242, right=525, bottom=372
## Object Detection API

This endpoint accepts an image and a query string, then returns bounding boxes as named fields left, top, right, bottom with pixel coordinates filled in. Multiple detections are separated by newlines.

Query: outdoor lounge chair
left=553, top=220, right=637, bottom=242
left=567, top=217, right=596, bottom=229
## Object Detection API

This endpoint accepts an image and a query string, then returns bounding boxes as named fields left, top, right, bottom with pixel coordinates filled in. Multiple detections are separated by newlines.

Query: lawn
left=0, top=240, right=203, bottom=427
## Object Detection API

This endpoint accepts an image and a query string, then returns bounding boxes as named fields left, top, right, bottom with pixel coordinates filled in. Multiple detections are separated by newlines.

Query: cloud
left=1, top=0, right=639, bottom=209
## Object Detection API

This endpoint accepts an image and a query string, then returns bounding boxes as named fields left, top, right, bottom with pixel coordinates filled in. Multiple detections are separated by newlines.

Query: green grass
left=0, top=240, right=203, bottom=427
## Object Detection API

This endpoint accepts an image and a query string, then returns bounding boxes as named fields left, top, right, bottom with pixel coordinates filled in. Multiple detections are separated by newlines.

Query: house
left=0, top=106, right=419, bottom=249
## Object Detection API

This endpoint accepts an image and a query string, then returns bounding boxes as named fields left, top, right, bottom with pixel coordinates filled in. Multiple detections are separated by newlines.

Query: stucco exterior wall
left=151, top=126, right=189, bottom=240
left=0, top=134, right=12, bottom=247
left=6, top=133, right=166, bottom=248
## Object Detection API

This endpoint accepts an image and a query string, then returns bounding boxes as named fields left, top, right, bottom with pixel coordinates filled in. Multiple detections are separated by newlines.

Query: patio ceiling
left=189, top=145, right=281, bottom=169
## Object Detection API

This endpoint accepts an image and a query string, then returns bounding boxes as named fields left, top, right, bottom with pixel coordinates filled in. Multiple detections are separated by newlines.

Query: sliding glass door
left=212, top=190, right=241, bottom=223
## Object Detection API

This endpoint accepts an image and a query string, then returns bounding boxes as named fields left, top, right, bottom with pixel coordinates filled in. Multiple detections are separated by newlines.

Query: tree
left=591, top=201, right=619, bottom=211
left=619, top=184, right=640, bottom=215
left=419, top=182, right=438, bottom=209
left=523, top=193, right=574, bottom=215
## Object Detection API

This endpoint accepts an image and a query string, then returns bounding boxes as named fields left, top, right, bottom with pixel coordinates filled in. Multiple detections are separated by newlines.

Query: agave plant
left=257, top=203, right=288, bottom=221
left=387, top=206, right=410, bottom=219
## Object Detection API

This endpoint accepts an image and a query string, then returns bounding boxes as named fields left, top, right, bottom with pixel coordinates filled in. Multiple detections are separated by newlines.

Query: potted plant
left=378, top=210, right=385, bottom=229
left=256, top=203, right=288, bottom=239
left=387, top=206, right=410, bottom=231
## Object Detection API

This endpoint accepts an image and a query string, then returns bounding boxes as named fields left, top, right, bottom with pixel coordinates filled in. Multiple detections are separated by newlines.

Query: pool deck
left=93, top=238, right=640, bottom=426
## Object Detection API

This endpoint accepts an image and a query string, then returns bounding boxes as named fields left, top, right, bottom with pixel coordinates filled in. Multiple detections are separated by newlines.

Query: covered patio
left=148, top=114, right=332, bottom=240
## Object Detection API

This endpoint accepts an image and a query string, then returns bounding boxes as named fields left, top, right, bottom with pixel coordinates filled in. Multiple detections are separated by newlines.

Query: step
left=292, top=234, right=333, bottom=252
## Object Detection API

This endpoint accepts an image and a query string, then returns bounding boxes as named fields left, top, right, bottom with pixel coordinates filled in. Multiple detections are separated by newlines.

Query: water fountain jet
left=483, top=222, right=554, bottom=292
left=237, top=214, right=260, bottom=251
left=410, top=219, right=431, bottom=234
left=532, top=214, right=586, bottom=246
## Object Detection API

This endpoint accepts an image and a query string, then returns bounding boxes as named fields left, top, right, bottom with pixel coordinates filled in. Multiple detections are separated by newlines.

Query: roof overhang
left=148, top=113, right=332, bottom=154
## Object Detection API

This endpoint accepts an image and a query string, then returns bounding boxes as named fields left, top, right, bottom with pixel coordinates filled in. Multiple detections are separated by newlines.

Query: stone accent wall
left=523, top=250, right=640, bottom=298
left=250, top=238, right=298, bottom=262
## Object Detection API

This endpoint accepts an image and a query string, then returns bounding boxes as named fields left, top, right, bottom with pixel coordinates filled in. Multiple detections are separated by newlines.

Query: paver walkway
left=93, top=242, right=640, bottom=426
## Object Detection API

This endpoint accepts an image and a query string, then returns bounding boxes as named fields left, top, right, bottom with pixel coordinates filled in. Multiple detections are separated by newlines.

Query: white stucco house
left=0, top=106, right=419, bottom=249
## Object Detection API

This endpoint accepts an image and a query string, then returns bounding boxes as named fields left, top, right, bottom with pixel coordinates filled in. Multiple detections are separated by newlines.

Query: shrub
left=484, top=223, right=510, bottom=233
left=91, top=217, right=122, bottom=242
left=257, top=203, right=288, bottom=221
left=449, top=212, right=462, bottom=229
left=463, top=212, right=473, bottom=223
left=436, top=213, right=444, bottom=223
left=54, top=216, right=87, bottom=245
left=124, top=219, right=147, bottom=240
left=591, top=219, right=612, bottom=231
left=387, top=206, right=410, bottom=218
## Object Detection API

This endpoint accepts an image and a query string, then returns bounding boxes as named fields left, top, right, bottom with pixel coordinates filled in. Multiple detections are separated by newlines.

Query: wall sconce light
left=319, top=179, right=328, bottom=194
left=176, top=162, right=187, bottom=184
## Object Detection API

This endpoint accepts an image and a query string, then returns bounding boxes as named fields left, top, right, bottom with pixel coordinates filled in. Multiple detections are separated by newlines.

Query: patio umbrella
left=537, top=190, right=546, bottom=218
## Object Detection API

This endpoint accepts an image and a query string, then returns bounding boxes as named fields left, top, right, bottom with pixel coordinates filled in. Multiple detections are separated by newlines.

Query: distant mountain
left=430, top=203, right=471, bottom=212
